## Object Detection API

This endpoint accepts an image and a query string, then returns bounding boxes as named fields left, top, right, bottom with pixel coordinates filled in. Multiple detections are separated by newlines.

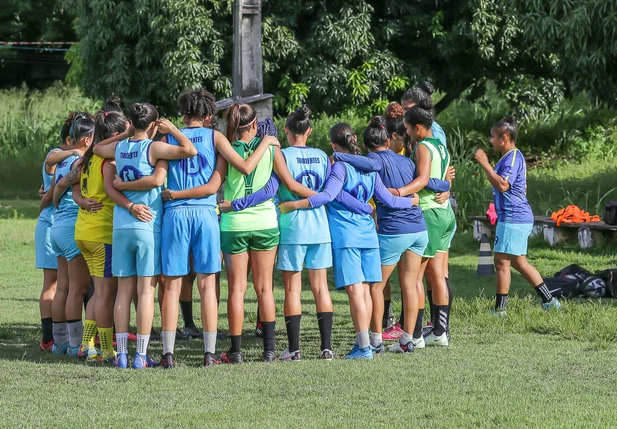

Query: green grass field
left=1, top=208, right=617, bottom=427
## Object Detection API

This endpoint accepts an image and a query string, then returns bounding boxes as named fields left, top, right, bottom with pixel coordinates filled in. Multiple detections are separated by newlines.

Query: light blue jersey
left=52, top=154, right=80, bottom=229
left=327, top=163, right=378, bottom=249
left=432, top=122, right=447, bottom=147
left=279, top=146, right=331, bottom=245
left=114, top=138, right=163, bottom=232
left=165, top=127, right=217, bottom=209
left=38, top=148, right=62, bottom=224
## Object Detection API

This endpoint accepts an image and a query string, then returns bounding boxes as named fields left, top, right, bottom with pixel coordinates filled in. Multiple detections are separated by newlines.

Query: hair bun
left=420, top=81, right=435, bottom=96
left=417, top=97, right=434, bottom=111
left=295, top=105, right=311, bottom=121
left=504, top=115, right=517, bottom=126
left=370, top=116, right=385, bottom=128
left=384, top=103, right=404, bottom=120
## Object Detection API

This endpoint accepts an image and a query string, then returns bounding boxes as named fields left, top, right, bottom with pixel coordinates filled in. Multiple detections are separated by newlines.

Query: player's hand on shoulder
left=218, top=200, right=233, bottom=213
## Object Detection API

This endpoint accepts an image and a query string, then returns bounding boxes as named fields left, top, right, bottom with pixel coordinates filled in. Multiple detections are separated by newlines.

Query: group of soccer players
left=34, top=83, right=562, bottom=368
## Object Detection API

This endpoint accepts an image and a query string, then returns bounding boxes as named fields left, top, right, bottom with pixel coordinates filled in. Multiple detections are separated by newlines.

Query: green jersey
left=412, top=137, right=450, bottom=211
left=220, top=138, right=277, bottom=232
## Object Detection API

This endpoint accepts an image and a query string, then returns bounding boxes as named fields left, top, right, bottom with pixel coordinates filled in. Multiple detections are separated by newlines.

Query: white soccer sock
left=356, top=329, right=370, bottom=349
left=161, top=331, right=176, bottom=355
left=116, top=333, right=128, bottom=354
left=400, top=331, right=413, bottom=346
left=370, top=332, right=382, bottom=347
left=67, top=320, right=83, bottom=348
left=52, top=322, right=69, bottom=346
left=203, top=331, right=217, bottom=354
left=136, top=334, right=150, bottom=355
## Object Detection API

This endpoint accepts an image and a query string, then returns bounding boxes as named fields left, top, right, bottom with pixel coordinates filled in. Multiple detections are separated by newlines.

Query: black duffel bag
left=603, top=201, right=617, bottom=225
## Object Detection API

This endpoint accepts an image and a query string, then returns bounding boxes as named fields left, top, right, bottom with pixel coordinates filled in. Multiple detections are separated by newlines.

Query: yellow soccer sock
left=82, top=319, right=97, bottom=350
left=99, top=327, right=115, bottom=358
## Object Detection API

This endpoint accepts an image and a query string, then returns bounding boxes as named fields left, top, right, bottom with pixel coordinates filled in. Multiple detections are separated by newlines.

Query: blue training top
left=432, top=122, right=447, bottom=147
left=38, top=148, right=62, bottom=225
left=52, top=154, right=81, bottom=229
left=114, top=138, right=163, bottom=232
left=308, top=161, right=412, bottom=249
left=493, top=148, right=533, bottom=224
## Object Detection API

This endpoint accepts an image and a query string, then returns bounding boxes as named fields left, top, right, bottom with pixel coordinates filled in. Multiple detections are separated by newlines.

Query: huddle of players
left=34, top=83, right=561, bottom=368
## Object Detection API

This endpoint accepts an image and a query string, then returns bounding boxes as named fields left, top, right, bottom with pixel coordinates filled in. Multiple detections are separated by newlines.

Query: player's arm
left=332, top=152, right=382, bottom=172
left=214, top=131, right=280, bottom=176
left=272, top=148, right=316, bottom=198
left=222, top=173, right=280, bottom=212
left=475, top=149, right=510, bottom=192
left=52, top=160, right=82, bottom=207
left=40, top=175, right=55, bottom=213
left=114, top=160, right=168, bottom=191
left=278, top=162, right=346, bottom=213
left=333, top=191, right=373, bottom=215
left=163, top=155, right=227, bottom=201
left=149, top=119, right=198, bottom=162
left=373, top=175, right=416, bottom=208
left=45, top=149, right=83, bottom=167
left=393, top=144, right=431, bottom=197
left=103, top=160, right=153, bottom=222
left=93, top=130, right=129, bottom=159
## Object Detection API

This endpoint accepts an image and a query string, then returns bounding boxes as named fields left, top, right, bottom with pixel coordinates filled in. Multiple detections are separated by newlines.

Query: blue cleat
left=370, top=343, right=385, bottom=354
left=542, top=297, right=562, bottom=311
left=65, top=346, right=80, bottom=357
left=344, top=345, right=373, bottom=360
left=114, top=352, right=129, bottom=369
left=131, top=353, right=159, bottom=369
left=51, top=342, right=69, bottom=356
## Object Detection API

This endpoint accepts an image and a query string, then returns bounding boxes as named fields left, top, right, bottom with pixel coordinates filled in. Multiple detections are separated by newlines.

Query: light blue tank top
left=52, top=154, right=81, bottom=229
left=279, top=146, right=331, bottom=245
left=38, top=148, right=62, bottom=224
left=165, top=127, right=217, bottom=209
left=113, top=138, right=163, bottom=232
left=327, top=163, right=378, bottom=249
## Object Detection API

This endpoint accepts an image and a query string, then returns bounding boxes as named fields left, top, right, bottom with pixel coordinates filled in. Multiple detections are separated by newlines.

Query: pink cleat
left=382, top=322, right=404, bottom=341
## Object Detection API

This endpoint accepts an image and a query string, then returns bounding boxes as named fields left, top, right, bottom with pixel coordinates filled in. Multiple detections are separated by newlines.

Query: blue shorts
left=112, top=229, right=161, bottom=277
left=378, top=231, right=429, bottom=266
left=35, top=219, right=58, bottom=269
left=276, top=243, right=332, bottom=272
left=50, top=225, right=81, bottom=262
left=494, top=222, right=533, bottom=256
left=162, top=206, right=221, bottom=276
left=332, top=247, right=381, bottom=289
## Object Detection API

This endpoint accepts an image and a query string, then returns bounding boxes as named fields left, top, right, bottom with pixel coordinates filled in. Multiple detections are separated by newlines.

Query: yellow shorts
left=76, top=240, right=112, bottom=278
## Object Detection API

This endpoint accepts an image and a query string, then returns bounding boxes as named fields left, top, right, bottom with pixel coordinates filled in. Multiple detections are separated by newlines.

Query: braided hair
left=330, top=123, right=361, bottom=155
left=178, top=88, right=217, bottom=122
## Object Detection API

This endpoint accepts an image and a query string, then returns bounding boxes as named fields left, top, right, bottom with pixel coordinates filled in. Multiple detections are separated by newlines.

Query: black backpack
left=595, top=269, right=617, bottom=298
left=603, top=201, right=617, bottom=225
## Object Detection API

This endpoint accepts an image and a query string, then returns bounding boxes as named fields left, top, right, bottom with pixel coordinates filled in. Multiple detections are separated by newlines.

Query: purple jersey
left=493, top=149, right=533, bottom=224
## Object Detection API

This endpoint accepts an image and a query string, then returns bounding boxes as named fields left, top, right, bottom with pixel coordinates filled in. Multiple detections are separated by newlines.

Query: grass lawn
left=1, top=214, right=617, bottom=427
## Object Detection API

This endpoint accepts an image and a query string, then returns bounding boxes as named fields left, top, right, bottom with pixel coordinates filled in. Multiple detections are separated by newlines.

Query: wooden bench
left=470, top=215, right=617, bottom=249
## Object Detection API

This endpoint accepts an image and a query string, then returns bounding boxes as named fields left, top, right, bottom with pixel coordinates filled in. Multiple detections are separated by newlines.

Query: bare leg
left=369, top=264, right=397, bottom=334
left=161, top=276, right=182, bottom=332
left=136, top=276, right=155, bottom=335
left=399, top=251, right=422, bottom=334
left=197, top=273, right=218, bottom=333
left=224, top=252, right=249, bottom=336
left=40, top=269, right=58, bottom=319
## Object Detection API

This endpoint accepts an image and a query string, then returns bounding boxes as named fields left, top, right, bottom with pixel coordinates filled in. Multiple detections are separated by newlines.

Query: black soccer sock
left=432, top=305, right=450, bottom=337
left=427, top=289, right=436, bottom=325
left=383, top=299, right=392, bottom=324
left=179, top=300, right=196, bottom=328
left=230, top=335, right=242, bottom=353
left=397, top=293, right=405, bottom=326
left=284, top=314, right=301, bottom=352
left=41, top=317, right=53, bottom=343
left=495, top=294, right=508, bottom=310
left=446, top=277, right=453, bottom=308
left=262, top=321, right=275, bottom=353
left=534, top=282, right=553, bottom=303
left=317, top=312, right=333, bottom=351
left=413, top=309, right=424, bottom=339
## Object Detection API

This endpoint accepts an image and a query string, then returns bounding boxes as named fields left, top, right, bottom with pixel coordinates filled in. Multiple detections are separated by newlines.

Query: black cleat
left=255, top=322, right=264, bottom=338
left=160, top=352, right=175, bottom=369
left=204, top=352, right=222, bottom=367
left=176, top=328, right=189, bottom=341
left=150, top=327, right=161, bottom=341
left=221, top=349, right=244, bottom=364
left=184, top=325, right=201, bottom=339
left=320, top=349, right=334, bottom=360
left=262, top=350, right=277, bottom=363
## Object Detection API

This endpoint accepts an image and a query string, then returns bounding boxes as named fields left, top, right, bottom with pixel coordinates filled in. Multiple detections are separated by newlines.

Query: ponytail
left=330, top=123, right=361, bottom=155
left=225, top=103, right=256, bottom=142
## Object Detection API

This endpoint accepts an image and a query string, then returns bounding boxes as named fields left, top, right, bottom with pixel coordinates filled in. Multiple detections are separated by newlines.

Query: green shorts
left=423, top=206, right=456, bottom=258
left=220, top=228, right=280, bottom=254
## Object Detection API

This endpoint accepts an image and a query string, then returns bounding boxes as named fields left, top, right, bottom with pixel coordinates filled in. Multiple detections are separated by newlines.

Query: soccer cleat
left=131, top=353, right=159, bottom=369
left=344, top=345, right=373, bottom=360
left=542, top=297, right=562, bottom=311
left=40, top=339, right=54, bottom=352
left=278, top=348, right=302, bottom=361
left=411, top=336, right=425, bottom=349
left=370, top=343, right=385, bottom=354
left=216, top=329, right=228, bottom=340
left=383, top=315, right=395, bottom=331
left=204, top=352, right=222, bottom=367
left=51, top=342, right=69, bottom=356
left=491, top=308, right=507, bottom=317
left=221, top=350, right=244, bottom=364
left=127, top=332, right=137, bottom=342
left=184, top=326, right=201, bottom=339
left=388, top=340, right=415, bottom=354
left=262, top=350, right=277, bottom=363
left=382, top=323, right=404, bottom=341
left=160, top=352, right=176, bottom=369
left=424, top=331, right=449, bottom=347
left=66, top=346, right=80, bottom=357
left=176, top=328, right=189, bottom=341
left=255, top=322, right=264, bottom=338
left=149, top=328, right=161, bottom=342
left=78, top=347, right=101, bottom=361
left=421, top=322, right=434, bottom=337
left=320, top=349, right=334, bottom=360
left=100, top=352, right=116, bottom=364
left=114, top=352, right=129, bottom=368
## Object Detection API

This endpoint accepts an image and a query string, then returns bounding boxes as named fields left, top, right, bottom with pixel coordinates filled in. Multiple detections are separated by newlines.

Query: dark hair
left=128, top=103, right=159, bottom=130
left=401, top=81, right=435, bottom=106
left=384, top=102, right=405, bottom=136
left=404, top=97, right=434, bottom=129
left=492, top=115, right=518, bottom=142
left=60, top=111, right=89, bottom=144
left=363, top=116, right=390, bottom=150
left=329, top=123, right=361, bottom=155
left=257, top=118, right=278, bottom=138
left=178, top=88, right=217, bottom=120
left=285, top=105, right=312, bottom=135
left=70, top=115, right=95, bottom=145
left=102, top=94, right=123, bottom=113
left=82, top=110, right=128, bottom=174
left=226, top=103, right=256, bottom=142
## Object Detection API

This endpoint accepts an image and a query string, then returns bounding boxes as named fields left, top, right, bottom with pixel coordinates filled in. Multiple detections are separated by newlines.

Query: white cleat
left=424, top=332, right=449, bottom=347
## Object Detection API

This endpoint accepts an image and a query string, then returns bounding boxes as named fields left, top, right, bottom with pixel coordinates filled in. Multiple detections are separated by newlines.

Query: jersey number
left=118, top=166, right=144, bottom=182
